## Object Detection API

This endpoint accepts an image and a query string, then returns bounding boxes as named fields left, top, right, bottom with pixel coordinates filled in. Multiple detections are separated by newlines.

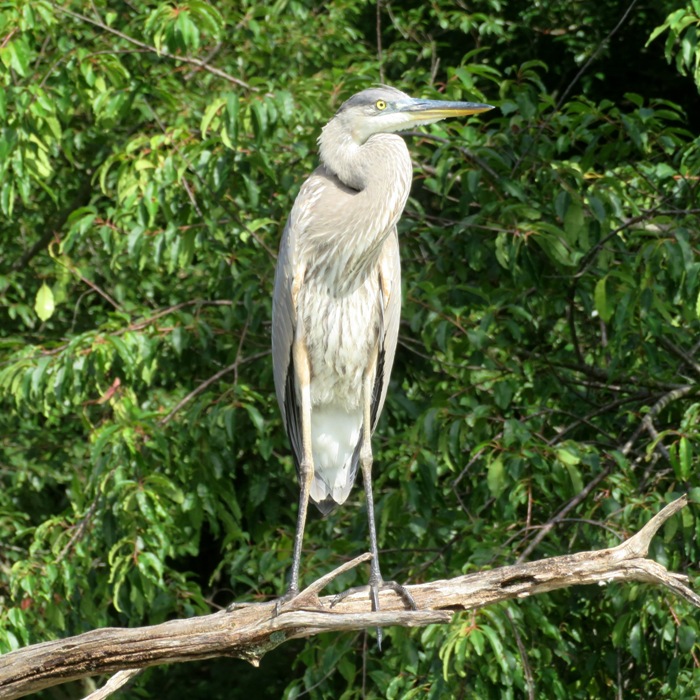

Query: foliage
left=648, top=0, right=700, bottom=88
left=1, top=0, right=700, bottom=698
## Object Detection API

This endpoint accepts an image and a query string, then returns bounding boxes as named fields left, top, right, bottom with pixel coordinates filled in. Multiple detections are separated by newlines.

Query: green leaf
left=201, top=96, right=227, bottom=138
left=223, top=93, right=239, bottom=148
left=34, top=283, right=55, bottom=321
left=679, top=436, right=691, bottom=479
left=563, top=201, right=585, bottom=244
left=176, top=11, right=200, bottom=50
left=2, top=38, right=30, bottom=77
left=189, top=0, right=224, bottom=36
left=564, top=463, right=584, bottom=493
left=555, top=447, right=580, bottom=466
left=678, top=625, right=696, bottom=653
left=487, top=457, right=506, bottom=498
left=594, top=276, right=613, bottom=322
left=629, top=623, right=643, bottom=661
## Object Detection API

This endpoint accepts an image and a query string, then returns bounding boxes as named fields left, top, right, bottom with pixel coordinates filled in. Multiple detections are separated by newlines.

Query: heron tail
left=309, top=406, right=362, bottom=510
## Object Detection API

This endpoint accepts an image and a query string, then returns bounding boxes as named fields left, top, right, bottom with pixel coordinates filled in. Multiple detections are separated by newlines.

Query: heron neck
left=312, top=121, right=412, bottom=292
left=318, top=118, right=411, bottom=192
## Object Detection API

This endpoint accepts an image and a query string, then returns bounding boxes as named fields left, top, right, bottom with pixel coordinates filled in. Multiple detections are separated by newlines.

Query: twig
left=505, top=607, right=535, bottom=700
left=124, top=300, right=233, bottom=334
left=547, top=391, right=652, bottom=445
left=30, top=300, right=234, bottom=361
left=620, top=385, right=697, bottom=458
left=451, top=445, right=487, bottom=489
left=56, top=493, right=101, bottom=564
left=574, top=205, right=671, bottom=282
left=555, top=0, right=642, bottom=110
left=642, top=414, right=671, bottom=461
left=51, top=5, right=250, bottom=89
left=516, top=466, right=611, bottom=562
left=276, top=553, right=373, bottom=612
left=183, top=41, right=224, bottom=81
left=658, top=336, right=700, bottom=379
left=158, top=351, right=269, bottom=426
left=376, top=0, right=384, bottom=84
left=404, top=131, right=499, bottom=181
left=81, top=670, right=142, bottom=700
left=10, top=180, right=92, bottom=272
left=68, top=263, right=122, bottom=311
left=521, top=384, right=697, bottom=560
left=566, top=281, right=586, bottom=367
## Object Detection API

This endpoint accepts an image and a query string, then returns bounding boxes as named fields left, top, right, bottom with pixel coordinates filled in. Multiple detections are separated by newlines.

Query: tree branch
left=621, top=384, right=697, bottom=457
left=51, top=5, right=250, bottom=89
left=0, top=497, right=695, bottom=700
left=10, top=179, right=92, bottom=273
left=82, top=670, right=142, bottom=700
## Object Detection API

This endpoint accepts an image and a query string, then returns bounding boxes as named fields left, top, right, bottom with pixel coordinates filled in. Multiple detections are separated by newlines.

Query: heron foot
left=372, top=579, right=417, bottom=611
left=331, top=578, right=415, bottom=650
left=331, top=579, right=416, bottom=611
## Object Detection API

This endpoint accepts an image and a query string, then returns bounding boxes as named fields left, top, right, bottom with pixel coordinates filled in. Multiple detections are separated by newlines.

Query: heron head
left=333, top=86, right=494, bottom=144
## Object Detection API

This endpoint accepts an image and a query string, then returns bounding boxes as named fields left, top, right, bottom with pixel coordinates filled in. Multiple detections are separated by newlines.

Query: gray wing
left=272, top=205, right=303, bottom=469
left=271, top=172, right=327, bottom=468
left=371, top=227, right=402, bottom=431
left=271, top=213, right=295, bottom=411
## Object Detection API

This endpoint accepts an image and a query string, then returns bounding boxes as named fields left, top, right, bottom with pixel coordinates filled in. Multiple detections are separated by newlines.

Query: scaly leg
left=276, top=337, right=316, bottom=612
left=359, top=362, right=415, bottom=648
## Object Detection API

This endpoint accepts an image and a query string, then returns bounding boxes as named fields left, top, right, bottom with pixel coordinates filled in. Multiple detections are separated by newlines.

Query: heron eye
left=375, top=100, right=387, bottom=111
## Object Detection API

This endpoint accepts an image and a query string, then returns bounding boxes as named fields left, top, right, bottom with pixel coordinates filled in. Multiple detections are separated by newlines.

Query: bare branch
left=516, top=466, right=611, bottom=562
left=51, top=5, right=250, bottom=89
left=658, top=336, right=700, bottom=379
left=376, top=0, right=384, bottom=84
left=520, top=386, right=697, bottom=559
left=183, top=41, right=224, bottom=81
left=81, top=670, right=142, bottom=700
left=10, top=180, right=92, bottom=273
left=621, top=384, right=697, bottom=457
left=555, top=0, right=642, bottom=109
left=158, top=350, right=269, bottom=426
left=0, top=497, right=695, bottom=700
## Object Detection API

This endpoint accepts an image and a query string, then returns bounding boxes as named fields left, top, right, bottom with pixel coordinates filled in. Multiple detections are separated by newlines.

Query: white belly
left=297, top=275, right=381, bottom=505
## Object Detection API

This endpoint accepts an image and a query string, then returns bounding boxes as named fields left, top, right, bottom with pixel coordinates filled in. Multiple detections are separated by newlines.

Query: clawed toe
left=274, top=588, right=298, bottom=616
left=330, top=584, right=370, bottom=608
left=330, top=579, right=415, bottom=611
left=370, top=578, right=414, bottom=650
left=377, top=579, right=416, bottom=610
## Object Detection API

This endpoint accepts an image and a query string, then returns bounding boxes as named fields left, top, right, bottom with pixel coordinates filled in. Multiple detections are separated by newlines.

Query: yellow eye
left=375, top=100, right=387, bottom=111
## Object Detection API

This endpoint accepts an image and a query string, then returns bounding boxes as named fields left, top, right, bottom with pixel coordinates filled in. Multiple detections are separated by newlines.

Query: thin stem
left=51, top=4, right=250, bottom=89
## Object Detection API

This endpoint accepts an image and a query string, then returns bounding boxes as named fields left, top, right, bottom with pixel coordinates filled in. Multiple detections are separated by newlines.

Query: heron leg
left=359, top=418, right=381, bottom=597
left=286, top=453, right=313, bottom=598
left=276, top=338, right=317, bottom=613
left=359, top=368, right=416, bottom=648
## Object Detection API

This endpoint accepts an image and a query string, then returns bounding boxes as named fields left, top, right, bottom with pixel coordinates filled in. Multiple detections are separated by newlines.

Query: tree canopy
left=1, top=0, right=700, bottom=697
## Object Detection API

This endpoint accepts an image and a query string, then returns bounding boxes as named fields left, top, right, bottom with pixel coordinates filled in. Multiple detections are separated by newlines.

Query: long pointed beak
left=401, top=98, right=494, bottom=122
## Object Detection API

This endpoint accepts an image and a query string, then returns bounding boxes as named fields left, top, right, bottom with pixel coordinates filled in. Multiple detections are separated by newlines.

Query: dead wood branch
left=0, top=497, right=696, bottom=700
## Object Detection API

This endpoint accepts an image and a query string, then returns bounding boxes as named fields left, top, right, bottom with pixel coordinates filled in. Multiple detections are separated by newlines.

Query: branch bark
left=0, top=497, right=696, bottom=700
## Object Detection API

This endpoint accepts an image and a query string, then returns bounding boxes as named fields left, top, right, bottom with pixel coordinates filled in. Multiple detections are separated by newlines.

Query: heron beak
left=401, top=98, right=494, bottom=123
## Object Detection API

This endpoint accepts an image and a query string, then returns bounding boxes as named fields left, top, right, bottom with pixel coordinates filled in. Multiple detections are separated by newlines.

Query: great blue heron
left=272, top=86, right=493, bottom=632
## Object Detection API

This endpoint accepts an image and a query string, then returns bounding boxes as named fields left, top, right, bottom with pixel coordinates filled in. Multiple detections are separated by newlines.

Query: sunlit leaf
left=34, top=283, right=55, bottom=321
